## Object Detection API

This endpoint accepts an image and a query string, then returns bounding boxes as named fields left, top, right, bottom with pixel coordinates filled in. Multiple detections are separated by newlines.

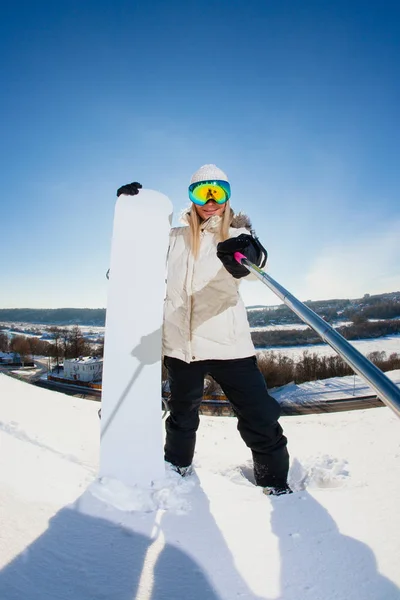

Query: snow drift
left=0, top=373, right=399, bottom=599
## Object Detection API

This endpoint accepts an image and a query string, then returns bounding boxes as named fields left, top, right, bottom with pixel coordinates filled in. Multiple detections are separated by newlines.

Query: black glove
left=116, top=182, right=142, bottom=197
left=217, top=234, right=267, bottom=279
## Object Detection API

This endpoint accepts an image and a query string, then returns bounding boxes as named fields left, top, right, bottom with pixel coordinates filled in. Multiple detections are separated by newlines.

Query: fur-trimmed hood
left=231, top=212, right=252, bottom=230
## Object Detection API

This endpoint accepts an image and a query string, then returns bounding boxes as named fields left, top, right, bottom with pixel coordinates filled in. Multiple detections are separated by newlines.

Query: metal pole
left=234, top=252, right=400, bottom=419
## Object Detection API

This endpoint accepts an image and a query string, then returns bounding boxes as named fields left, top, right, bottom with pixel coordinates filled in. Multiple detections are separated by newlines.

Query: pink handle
left=234, top=251, right=247, bottom=263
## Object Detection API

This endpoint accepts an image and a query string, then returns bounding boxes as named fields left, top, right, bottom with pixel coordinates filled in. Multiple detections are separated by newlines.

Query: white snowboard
left=99, top=189, right=173, bottom=488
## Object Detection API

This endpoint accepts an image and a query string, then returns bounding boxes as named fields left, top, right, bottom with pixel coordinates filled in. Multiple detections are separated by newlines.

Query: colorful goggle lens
left=188, top=180, right=231, bottom=206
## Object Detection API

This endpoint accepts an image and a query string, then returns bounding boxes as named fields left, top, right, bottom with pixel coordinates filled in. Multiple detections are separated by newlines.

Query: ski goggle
left=188, top=180, right=231, bottom=206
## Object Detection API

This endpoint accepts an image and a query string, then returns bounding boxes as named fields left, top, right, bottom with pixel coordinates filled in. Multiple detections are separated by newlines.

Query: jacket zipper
left=187, top=231, right=204, bottom=361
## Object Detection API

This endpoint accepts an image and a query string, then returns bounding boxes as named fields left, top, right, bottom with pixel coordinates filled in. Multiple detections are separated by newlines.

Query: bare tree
left=49, top=327, right=64, bottom=373
left=59, top=328, right=70, bottom=358
left=67, top=325, right=91, bottom=358
left=27, top=336, right=41, bottom=362
left=10, top=336, right=31, bottom=366
left=0, top=331, right=9, bottom=352
left=35, top=339, right=52, bottom=358
left=96, top=336, right=105, bottom=358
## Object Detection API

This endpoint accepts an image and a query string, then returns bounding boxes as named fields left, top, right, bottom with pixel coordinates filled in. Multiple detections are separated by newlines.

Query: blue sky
left=1, top=0, right=399, bottom=309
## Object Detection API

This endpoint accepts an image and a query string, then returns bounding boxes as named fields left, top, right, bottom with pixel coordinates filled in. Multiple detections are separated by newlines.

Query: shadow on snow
left=0, top=479, right=399, bottom=599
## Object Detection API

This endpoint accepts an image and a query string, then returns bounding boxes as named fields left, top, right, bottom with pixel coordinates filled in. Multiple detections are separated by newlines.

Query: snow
left=65, top=356, right=103, bottom=364
left=274, top=369, right=400, bottom=405
left=251, top=320, right=352, bottom=332
left=1, top=373, right=400, bottom=599
left=0, top=322, right=105, bottom=341
left=259, top=333, right=400, bottom=360
left=252, top=323, right=310, bottom=332
left=10, top=367, right=41, bottom=378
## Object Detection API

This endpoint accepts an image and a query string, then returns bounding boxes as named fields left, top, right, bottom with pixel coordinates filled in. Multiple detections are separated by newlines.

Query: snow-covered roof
left=64, top=356, right=103, bottom=364
left=0, top=351, right=20, bottom=359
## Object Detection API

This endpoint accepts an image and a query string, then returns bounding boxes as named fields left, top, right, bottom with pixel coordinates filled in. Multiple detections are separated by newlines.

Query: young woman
left=117, top=165, right=290, bottom=495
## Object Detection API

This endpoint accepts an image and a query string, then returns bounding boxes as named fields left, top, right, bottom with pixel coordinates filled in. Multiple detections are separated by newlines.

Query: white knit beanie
left=190, top=164, right=229, bottom=185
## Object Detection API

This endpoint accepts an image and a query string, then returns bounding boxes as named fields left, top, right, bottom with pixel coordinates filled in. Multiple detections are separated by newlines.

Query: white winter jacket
left=162, top=213, right=256, bottom=363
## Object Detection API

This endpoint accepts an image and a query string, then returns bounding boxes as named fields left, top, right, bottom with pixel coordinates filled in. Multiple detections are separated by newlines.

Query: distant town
left=0, top=290, right=399, bottom=394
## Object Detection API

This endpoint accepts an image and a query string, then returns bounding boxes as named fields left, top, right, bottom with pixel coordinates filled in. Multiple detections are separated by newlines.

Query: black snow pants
left=164, top=356, right=289, bottom=488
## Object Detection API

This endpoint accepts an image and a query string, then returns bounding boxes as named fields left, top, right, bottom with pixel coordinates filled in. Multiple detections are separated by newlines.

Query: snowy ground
left=0, top=374, right=400, bottom=599
left=258, top=334, right=400, bottom=360
left=0, top=322, right=105, bottom=340
left=251, top=320, right=352, bottom=332
left=9, top=366, right=42, bottom=378
left=274, top=369, right=400, bottom=405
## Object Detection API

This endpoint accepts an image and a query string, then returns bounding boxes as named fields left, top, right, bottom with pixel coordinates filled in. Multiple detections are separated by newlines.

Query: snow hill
left=0, top=373, right=400, bottom=600
left=274, top=369, right=400, bottom=405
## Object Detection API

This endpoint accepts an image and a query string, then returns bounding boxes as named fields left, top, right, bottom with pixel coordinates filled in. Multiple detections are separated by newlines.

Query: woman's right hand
left=217, top=234, right=262, bottom=279
left=116, top=182, right=142, bottom=197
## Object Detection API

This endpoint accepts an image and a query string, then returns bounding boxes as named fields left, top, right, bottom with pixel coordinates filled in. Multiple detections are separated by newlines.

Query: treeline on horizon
left=247, top=292, right=400, bottom=327
left=1, top=292, right=399, bottom=339
left=0, top=308, right=106, bottom=326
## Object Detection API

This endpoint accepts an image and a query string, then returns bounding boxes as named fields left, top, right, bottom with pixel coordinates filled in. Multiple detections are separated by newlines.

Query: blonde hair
left=187, top=201, right=233, bottom=259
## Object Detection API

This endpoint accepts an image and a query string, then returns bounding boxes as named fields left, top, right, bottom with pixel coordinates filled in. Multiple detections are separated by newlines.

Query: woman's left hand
left=116, top=182, right=142, bottom=197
